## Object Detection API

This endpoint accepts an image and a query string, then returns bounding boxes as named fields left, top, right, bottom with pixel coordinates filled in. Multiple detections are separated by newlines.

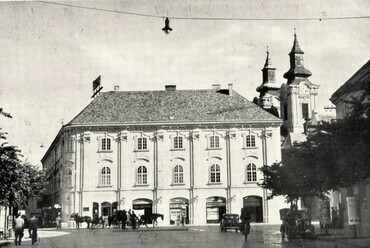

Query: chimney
left=114, top=85, right=119, bottom=91
left=228, top=83, right=233, bottom=96
left=165, top=85, right=176, bottom=91
left=212, top=84, right=221, bottom=90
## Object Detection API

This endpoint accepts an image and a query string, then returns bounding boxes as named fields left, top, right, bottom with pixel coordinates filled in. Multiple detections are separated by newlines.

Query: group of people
left=13, top=213, right=39, bottom=246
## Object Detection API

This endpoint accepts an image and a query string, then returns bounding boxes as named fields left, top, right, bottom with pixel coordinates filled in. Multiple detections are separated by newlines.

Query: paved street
left=2, top=225, right=369, bottom=248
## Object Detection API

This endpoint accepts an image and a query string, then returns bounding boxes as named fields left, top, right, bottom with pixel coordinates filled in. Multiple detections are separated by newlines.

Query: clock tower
left=280, top=32, right=320, bottom=134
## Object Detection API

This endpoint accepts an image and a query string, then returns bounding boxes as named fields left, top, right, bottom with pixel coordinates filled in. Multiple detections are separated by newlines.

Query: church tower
left=256, top=47, right=281, bottom=117
left=280, top=32, right=320, bottom=134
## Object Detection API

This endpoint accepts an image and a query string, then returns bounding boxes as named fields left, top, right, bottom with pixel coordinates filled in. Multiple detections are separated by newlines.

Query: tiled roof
left=69, top=89, right=281, bottom=125
left=330, top=59, right=370, bottom=104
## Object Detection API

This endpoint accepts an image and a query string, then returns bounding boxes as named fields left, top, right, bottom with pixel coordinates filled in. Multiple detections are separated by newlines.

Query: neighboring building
left=42, top=84, right=288, bottom=226
left=330, top=59, right=370, bottom=236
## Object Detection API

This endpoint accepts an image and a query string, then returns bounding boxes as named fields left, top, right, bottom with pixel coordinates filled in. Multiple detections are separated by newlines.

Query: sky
left=0, top=0, right=369, bottom=166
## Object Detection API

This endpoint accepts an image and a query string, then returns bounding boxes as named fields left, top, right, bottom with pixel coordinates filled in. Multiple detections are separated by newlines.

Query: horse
left=70, top=213, right=92, bottom=229
left=139, top=213, right=164, bottom=227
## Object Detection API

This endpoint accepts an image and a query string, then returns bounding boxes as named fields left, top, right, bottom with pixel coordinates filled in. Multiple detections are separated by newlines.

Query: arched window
left=173, top=136, right=183, bottom=149
left=173, top=165, right=184, bottom=184
left=65, top=168, right=73, bottom=187
left=246, top=163, right=257, bottom=182
left=137, top=166, right=147, bottom=185
left=100, top=166, right=111, bottom=185
left=209, top=135, right=220, bottom=148
left=210, top=164, right=221, bottom=183
left=246, top=135, right=256, bottom=147
left=101, top=138, right=111, bottom=151
left=137, top=137, right=147, bottom=150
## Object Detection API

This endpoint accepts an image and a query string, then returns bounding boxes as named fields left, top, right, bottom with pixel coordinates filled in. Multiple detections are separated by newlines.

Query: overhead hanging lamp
left=162, top=17, right=172, bottom=34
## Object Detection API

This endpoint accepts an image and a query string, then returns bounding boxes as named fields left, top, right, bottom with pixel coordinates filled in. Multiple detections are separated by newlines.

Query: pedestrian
left=29, top=214, right=38, bottom=245
left=127, top=210, right=132, bottom=227
left=14, top=213, right=25, bottom=246
left=104, top=216, right=109, bottom=228
left=280, top=221, right=287, bottom=241
left=181, top=211, right=185, bottom=227
left=22, top=215, right=31, bottom=238
left=56, top=213, right=62, bottom=229
left=131, top=211, right=137, bottom=229
left=121, top=210, right=127, bottom=230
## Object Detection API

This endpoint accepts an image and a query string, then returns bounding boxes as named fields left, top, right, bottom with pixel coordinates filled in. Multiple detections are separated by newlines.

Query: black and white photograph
left=0, top=0, right=369, bottom=247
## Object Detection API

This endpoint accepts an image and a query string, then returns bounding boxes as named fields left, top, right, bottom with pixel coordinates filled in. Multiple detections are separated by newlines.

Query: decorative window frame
left=207, top=135, right=222, bottom=150
left=97, top=133, right=114, bottom=152
left=245, top=163, right=257, bottom=183
left=99, top=166, right=112, bottom=187
left=169, top=132, right=186, bottom=151
left=172, top=164, right=185, bottom=185
left=134, top=133, right=151, bottom=152
left=136, top=165, right=149, bottom=186
left=242, top=130, right=259, bottom=149
left=209, top=164, right=221, bottom=184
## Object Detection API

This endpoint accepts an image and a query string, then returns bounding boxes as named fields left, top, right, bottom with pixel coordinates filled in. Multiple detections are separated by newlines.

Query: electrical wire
left=38, top=1, right=370, bottom=21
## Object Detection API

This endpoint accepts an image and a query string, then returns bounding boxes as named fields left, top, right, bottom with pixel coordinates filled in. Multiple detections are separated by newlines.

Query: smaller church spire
left=263, top=46, right=274, bottom=69
left=290, top=28, right=304, bottom=54
left=257, top=47, right=279, bottom=93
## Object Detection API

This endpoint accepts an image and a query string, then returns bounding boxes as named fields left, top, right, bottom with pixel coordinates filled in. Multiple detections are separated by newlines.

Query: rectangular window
left=302, top=103, right=309, bottom=119
left=173, top=136, right=183, bottom=149
left=67, top=139, right=73, bottom=152
left=246, top=135, right=256, bottom=147
left=210, top=136, right=220, bottom=148
left=138, top=137, right=147, bottom=150
left=101, top=138, right=111, bottom=151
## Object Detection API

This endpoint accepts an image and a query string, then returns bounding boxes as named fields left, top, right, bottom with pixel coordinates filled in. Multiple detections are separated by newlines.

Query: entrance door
left=206, top=196, right=226, bottom=224
left=243, top=196, right=263, bottom=223
left=101, top=202, right=111, bottom=217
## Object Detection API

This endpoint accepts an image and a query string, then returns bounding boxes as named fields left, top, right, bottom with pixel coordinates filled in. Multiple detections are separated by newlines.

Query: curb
left=112, top=227, right=189, bottom=232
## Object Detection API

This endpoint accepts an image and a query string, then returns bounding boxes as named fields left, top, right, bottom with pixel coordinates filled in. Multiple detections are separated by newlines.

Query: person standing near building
left=56, top=213, right=62, bottom=229
left=131, top=211, right=137, bottom=229
left=14, top=213, right=25, bottom=246
left=121, top=210, right=127, bottom=230
left=29, top=215, right=39, bottom=245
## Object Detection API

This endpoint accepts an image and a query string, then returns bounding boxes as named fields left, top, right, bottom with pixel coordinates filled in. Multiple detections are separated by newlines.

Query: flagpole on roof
left=92, top=75, right=103, bottom=99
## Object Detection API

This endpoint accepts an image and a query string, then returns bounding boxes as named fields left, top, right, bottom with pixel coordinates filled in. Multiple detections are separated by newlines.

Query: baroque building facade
left=330, top=59, right=370, bottom=236
left=42, top=85, right=288, bottom=226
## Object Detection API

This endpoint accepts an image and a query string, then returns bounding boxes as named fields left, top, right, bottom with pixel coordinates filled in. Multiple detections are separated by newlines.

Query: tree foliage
left=0, top=131, right=46, bottom=207
left=260, top=89, right=369, bottom=205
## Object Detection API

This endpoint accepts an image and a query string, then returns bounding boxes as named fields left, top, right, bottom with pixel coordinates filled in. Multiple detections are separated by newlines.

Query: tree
left=0, top=131, right=46, bottom=207
left=260, top=88, right=369, bottom=207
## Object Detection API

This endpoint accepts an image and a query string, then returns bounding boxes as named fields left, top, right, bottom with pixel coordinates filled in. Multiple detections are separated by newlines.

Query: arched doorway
left=243, top=196, right=263, bottom=223
left=101, top=202, right=112, bottom=217
left=206, top=196, right=226, bottom=223
left=132, top=198, right=153, bottom=224
left=169, top=198, right=189, bottom=225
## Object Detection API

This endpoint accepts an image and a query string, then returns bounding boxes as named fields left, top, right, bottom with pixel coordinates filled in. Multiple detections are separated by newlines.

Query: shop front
left=243, top=196, right=263, bottom=223
left=206, top=197, right=226, bottom=224
left=169, top=198, right=189, bottom=225
left=133, top=198, right=153, bottom=224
